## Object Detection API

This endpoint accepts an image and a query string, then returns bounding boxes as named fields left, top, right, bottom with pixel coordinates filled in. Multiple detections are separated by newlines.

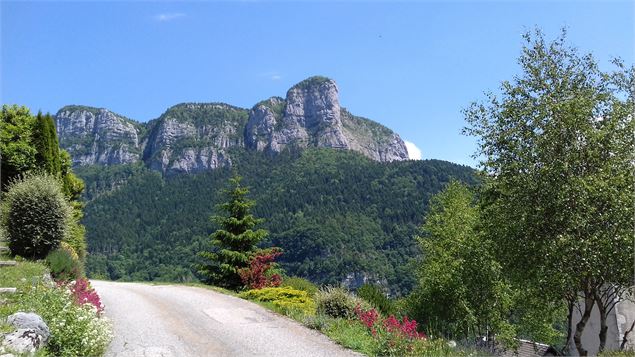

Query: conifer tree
left=198, top=175, right=268, bottom=289
left=32, top=111, right=61, bottom=175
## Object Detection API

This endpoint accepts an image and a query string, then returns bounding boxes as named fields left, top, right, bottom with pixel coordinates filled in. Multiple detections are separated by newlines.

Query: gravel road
left=91, top=280, right=357, bottom=357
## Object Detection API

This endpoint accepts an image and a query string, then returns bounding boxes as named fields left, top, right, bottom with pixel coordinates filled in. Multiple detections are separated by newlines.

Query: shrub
left=238, top=249, right=282, bottom=289
left=2, top=174, right=71, bottom=259
left=281, top=276, right=319, bottom=297
left=352, top=305, right=462, bottom=356
left=15, top=283, right=112, bottom=356
left=315, top=286, right=371, bottom=319
left=46, top=247, right=82, bottom=281
left=240, top=287, right=315, bottom=315
left=357, top=283, right=395, bottom=315
left=66, top=278, right=104, bottom=314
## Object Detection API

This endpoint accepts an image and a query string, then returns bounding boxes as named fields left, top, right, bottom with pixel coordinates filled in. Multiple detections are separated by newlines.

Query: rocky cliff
left=55, top=77, right=410, bottom=174
left=55, top=106, right=142, bottom=166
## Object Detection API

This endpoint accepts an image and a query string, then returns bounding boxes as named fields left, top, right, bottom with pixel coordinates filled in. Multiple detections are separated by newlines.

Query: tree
left=408, top=181, right=512, bottom=344
left=2, top=174, right=72, bottom=259
left=463, top=29, right=634, bottom=355
left=32, top=111, right=61, bottom=175
left=0, top=105, right=36, bottom=190
left=198, top=175, right=268, bottom=289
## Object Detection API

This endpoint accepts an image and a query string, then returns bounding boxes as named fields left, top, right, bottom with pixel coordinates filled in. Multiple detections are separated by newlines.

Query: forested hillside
left=78, top=148, right=477, bottom=294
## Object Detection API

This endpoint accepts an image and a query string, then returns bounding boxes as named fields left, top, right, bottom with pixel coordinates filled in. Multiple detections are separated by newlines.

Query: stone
left=1, top=329, right=46, bottom=354
left=6, top=312, right=50, bottom=343
left=55, top=76, right=409, bottom=173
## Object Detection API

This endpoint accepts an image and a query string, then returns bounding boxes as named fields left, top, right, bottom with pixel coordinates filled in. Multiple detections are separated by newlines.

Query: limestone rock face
left=245, top=77, right=408, bottom=161
left=55, top=76, right=409, bottom=173
left=55, top=106, right=141, bottom=166
left=143, top=103, right=246, bottom=174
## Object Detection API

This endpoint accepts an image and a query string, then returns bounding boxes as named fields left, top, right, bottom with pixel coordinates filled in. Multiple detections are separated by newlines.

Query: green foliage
left=323, top=318, right=379, bottom=356
left=0, top=105, right=36, bottom=190
left=198, top=175, right=268, bottom=289
left=46, top=247, right=82, bottom=281
left=291, top=76, right=333, bottom=90
left=32, top=111, right=61, bottom=175
left=63, top=206, right=88, bottom=262
left=316, top=286, right=371, bottom=319
left=2, top=174, right=71, bottom=259
left=281, top=276, right=319, bottom=297
left=356, top=284, right=395, bottom=316
left=407, top=181, right=511, bottom=341
left=240, top=287, right=316, bottom=315
left=81, top=149, right=477, bottom=292
left=464, top=29, right=634, bottom=351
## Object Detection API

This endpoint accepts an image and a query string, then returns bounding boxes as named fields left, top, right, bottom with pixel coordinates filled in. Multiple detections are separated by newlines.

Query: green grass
left=0, top=259, right=48, bottom=292
left=323, top=318, right=378, bottom=356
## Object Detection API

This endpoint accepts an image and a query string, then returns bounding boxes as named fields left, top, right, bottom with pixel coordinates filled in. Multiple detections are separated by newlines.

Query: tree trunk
left=621, top=319, right=635, bottom=350
left=574, top=291, right=595, bottom=356
left=594, top=290, right=608, bottom=352
left=563, top=297, right=575, bottom=355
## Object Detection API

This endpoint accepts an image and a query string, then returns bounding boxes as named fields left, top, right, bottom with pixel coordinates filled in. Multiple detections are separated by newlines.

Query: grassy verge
left=1, top=259, right=112, bottom=356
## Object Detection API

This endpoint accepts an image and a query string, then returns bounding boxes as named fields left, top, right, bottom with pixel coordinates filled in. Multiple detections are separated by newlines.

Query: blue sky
left=1, top=1, right=633, bottom=166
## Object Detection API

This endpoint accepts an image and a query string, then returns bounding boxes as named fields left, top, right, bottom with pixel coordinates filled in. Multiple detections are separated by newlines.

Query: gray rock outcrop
left=245, top=77, right=408, bottom=161
left=55, top=106, right=141, bottom=166
left=55, top=76, right=409, bottom=174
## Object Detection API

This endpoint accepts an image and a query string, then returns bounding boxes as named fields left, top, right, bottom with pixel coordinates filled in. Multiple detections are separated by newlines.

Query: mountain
left=53, top=76, right=476, bottom=294
left=77, top=149, right=477, bottom=294
left=55, top=76, right=409, bottom=174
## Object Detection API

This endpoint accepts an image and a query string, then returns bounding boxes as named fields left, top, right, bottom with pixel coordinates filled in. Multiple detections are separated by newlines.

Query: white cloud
left=154, top=13, right=186, bottom=22
left=404, top=140, right=422, bottom=160
left=260, top=71, right=282, bottom=81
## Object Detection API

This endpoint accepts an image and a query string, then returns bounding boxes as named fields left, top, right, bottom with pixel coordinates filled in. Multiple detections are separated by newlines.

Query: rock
left=1, top=329, right=46, bottom=354
left=55, top=76, right=409, bottom=172
left=55, top=106, right=141, bottom=166
left=6, top=312, right=50, bottom=343
left=245, top=76, right=409, bottom=162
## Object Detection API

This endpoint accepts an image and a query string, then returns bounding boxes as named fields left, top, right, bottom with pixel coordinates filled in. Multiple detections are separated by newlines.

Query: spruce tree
left=198, top=175, right=268, bottom=289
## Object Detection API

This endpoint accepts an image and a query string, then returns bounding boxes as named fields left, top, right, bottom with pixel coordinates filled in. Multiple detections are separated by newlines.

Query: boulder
left=1, top=329, right=45, bottom=354
left=6, top=312, right=49, bottom=342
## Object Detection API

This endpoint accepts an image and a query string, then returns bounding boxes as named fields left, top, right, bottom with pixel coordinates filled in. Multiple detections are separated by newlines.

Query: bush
left=240, top=287, right=315, bottom=315
left=2, top=174, right=71, bottom=259
left=46, top=247, right=82, bottom=281
left=281, top=276, right=319, bottom=297
left=315, top=286, right=371, bottom=319
left=357, top=283, right=395, bottom=315
left=14, top=283, right=112, bottom=356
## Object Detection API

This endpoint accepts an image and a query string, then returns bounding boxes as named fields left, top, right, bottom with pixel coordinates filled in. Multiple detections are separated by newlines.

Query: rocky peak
left=245, top=76, right=407, bottom=161
left=55, top=76, right=410, bottom=172
left=55, top=106, right=141, bottom=166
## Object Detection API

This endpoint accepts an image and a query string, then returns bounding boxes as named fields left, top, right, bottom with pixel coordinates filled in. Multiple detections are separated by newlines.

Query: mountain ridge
left=54, top=77, right=410, bottom=174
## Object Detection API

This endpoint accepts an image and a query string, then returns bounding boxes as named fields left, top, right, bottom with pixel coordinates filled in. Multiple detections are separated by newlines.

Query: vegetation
left=0, top=104, right=110, bottom=356
left=280, top=276, right=319, bottom=297
left=0, top=105, right=36, bottom=190
left=240, top=287, right=316, bottom=315
left=82, top=149, right=477, bottom=292
left=357, top=283, right=395, bottom=316
left=2, top=174, right=72, bottom=259
left=315, top=286, right=371, bottom=319
left=198, top=175, right=270, bottom=290
left=463, top=29, right=634, bottom=355
left=407, top=181, right=512, bottom=344
left=46, top=247, right=83, bottom=281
